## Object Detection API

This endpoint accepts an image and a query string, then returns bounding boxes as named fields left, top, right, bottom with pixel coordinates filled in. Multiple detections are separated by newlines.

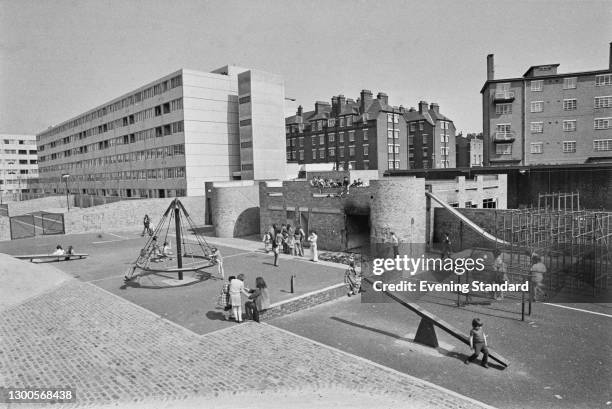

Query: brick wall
left=433, top=207, right=511, bottom=251
left=259, top=180, right=373, bottom=251
left=260, top=283, right=346, bottom=321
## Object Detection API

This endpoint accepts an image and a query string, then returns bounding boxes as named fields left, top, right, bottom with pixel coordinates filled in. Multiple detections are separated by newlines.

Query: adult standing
left=295, top=224, right=305, bottom=257
left=273, top=231, right=283, bottom=267
left=229, top=274, right=249, bottom=323
left=211, top=247, right=224, bottom=279
left=245, top=277, right=270, bottom=323
left=442, top=232, right=452, bottom=259
left=308, top=231, right=318, bottom=262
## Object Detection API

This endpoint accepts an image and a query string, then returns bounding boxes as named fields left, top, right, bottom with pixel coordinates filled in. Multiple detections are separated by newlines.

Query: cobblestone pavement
left=0, top=279, right=492, bottom=409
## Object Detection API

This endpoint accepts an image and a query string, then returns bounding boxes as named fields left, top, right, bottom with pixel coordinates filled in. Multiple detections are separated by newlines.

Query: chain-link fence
left=9, top=214, right=35, bottom=240
left=9, top=211, right=64, bottom=240
left=0, top=204, right=8, bottom=217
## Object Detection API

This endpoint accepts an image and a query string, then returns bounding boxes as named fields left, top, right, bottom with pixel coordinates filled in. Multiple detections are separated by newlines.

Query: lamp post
left=62, top=174, right=70, bottom=211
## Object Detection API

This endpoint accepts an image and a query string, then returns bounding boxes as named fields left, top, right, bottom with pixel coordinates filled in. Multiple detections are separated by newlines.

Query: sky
left=1, top=0, right=611, bottom=136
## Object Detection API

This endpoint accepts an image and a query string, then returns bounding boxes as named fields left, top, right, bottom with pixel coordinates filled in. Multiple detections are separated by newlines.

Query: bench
left=14, top=253, right=89, bottom=263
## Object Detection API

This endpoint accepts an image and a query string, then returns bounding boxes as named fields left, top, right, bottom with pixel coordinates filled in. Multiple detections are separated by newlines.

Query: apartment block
left=285, top=91, right=455, bottom=175
left=36, top=65, right=286, bottom=198
left=0, top=134, right=39, bottom=201
left=481, top=43, right=612, bottom=166
left=456, top=133, right=483, bottom=168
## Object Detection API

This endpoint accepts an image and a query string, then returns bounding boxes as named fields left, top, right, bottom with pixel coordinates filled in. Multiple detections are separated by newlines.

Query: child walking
left=464, top=318, right=489, bottom=368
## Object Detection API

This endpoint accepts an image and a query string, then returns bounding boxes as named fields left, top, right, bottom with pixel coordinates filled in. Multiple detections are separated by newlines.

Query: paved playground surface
left=1, top=231, right=611, bottom=408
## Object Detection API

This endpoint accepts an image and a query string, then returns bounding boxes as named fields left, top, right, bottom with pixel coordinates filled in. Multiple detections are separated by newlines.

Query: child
left=218, top=275, right=236, bottom=320
left=464, top=318, right=489, bottom=368
left=493, top=249, right=508, bottom=300
left=262, top=232, right=271, bottom=253
left=211, top=247, right=224, bottom=279
left=344, top=262, right=362, bottom=297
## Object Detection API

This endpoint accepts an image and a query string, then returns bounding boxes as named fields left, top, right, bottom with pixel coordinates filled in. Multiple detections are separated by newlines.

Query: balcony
left=492, top=131, right=516, bottom=143
left=493, top=91, right=515, bottom=103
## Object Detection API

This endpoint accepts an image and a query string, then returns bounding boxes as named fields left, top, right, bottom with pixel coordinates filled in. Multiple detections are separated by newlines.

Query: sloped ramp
left=426, top=191, right=510, bottom=246
left=0, top=253, right=72, bottom=311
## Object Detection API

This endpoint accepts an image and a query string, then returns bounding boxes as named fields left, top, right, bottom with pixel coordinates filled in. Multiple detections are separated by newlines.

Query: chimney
left=360, top=89, right=373, bottom=113
left=487, top=54, right=494, bottom=81
left=399, top=105, right=405, bottom=113
left=331, top=96, right=339, bottom=116
left=347, top=98, right=355, bottom=104
left=418, top=101, right=429, bottom=114
left=409, top=107, right=416, bottom=112
left=429, top=103, right=439, bottom=114
left=314, top=101, right=326, bottom=114
left=338, top=94, right=346, bottom=106
left=297, top=105, right=303, bottom=117
left=377, top=92, right=388, bottom=105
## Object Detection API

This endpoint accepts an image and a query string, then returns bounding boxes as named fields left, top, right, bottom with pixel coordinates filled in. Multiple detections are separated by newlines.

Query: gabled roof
left=285, top=110, right=315, bottom=125
left=402, top=111, right=435, bottom=126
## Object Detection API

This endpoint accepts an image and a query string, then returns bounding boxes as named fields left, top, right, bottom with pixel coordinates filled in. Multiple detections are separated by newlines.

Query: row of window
left=286, top=116, right=368, bottom=135
left=39, top=144, right=185, bottom=174
left=496, top=96, right=612, bottom=115
left=287, top=145, right=369, bottom=161
left=2, top=149, right=37, bottom=155
left=528, top=74, right=612, bottom=91
left=39, top=75, right=183, bottom=140
left=287, top=129, right=369, bottom=147
left=38, top=167, right=186, bottom=184
left=496, top=139, right=612, bottom=155
left=3, top=139, right=35, bottom=146
left=39, top=99, right=183, bottom=152
left=39, top=121, right=184, bottom=163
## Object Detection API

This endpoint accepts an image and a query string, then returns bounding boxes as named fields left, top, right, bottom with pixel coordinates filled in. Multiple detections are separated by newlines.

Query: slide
left=426, top=191, right=511, bottom=247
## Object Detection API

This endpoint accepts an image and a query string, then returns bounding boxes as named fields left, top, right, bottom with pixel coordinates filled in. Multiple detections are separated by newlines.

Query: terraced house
left=481, top=43, right=612, bottom=166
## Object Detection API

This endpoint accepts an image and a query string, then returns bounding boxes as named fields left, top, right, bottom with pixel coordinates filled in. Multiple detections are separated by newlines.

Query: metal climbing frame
left=497, top=208, right=611, bottom=297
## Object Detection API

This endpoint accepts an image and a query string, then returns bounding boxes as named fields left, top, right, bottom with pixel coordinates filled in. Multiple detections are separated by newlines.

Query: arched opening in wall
left=345, top=211, right=370, bottom=253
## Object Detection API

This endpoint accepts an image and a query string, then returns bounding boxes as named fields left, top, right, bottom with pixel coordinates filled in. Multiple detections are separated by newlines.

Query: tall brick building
left=481, top=43, right=612, bottom=166
left=285, top=91, right=455, bottom=175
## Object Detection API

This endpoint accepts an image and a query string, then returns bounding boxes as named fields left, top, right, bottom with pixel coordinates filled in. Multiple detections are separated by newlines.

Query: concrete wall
left=209, top=181, right=260, bottom=238
left=63, top=196, right=205, bottom=235
left=428, top=174, right=508, bottom=209
left=6, top=195, right=74, bottom=216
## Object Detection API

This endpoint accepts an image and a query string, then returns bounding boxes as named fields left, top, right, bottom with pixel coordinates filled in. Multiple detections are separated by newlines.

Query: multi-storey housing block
left=0, top=134, right=39, bottom=201
left=36, top=66, right=286, bottom=198
left=481, top=43, right=612, bottom=166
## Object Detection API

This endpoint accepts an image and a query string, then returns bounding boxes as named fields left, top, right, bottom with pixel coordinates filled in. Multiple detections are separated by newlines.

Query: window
left=339, top=117, right=345, bottom=127
left=239, top=119, right=251, bottom=127
left=339, top=147, right=345, bottom=158
left=530, top=143, right=543, bottom=154
left=339, top=132, right=344, bottom=143
left=329, top=147, right=335, bottom=157
left=563, top=77, right=577, bottom=89
left=312, top=149, right=317, bottom=159
left=387, top=160, right=396, bottom=169
left=593, top=139, right=612, bottom=151
left=299, top=150, right=304, bottom=160
left=348, top=131, right=355, bottom=142
left=596, top=74, right=612, bottom=86
left=319, top=135, right=325, bottom=145
left=562, top=141, right=576, bottom=153
left=349, top=161, right=356, bottom=170
left=154, top=106, right=162, bottom=116
left=496, top=123, right=511, bottom=136
left=409, top=123, right=415, bottom=132
left=162, top=103, right=170, bottom=114
left=594, top=96, right=612, bottom=109
left=328, top=118, right=336, bottom=127
left=311, top=121, right=318, bottom=132
left=319, top=148, right=325, bottom=158
left=239, top=96, right=250, bottom=104
left=349, top=146, right=355, bottom=156
left=531, top=101, right=544, bottom=112
left=440, top=146, right=449, bottom=156
left=531, top=80, right=543, bottom=91
left=363, top=145, right=369, bottom=156
left=594, top=118, right=611, bottom=130
left=563, top=99, right=577, bottom=110
left=299, top=137, right=304, bottom=147
left=419, top=121, right=424, bottom=131
left=495, top=103, right=512, bottom=115
left=328, top=132, right=335, bottom=143
left=363, top=160, right=370, bottom=170
left=483, top=198, right=496, bottom=208
left=346, top=116, right=353, bottom=126
left=363, top=129, right=368, bottom=140
left=563, top=120, right=577, bottom=132
left=495, top=144, right=512, bottom=155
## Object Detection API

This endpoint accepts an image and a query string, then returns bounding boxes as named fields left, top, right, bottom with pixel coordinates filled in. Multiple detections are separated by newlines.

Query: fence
left=9, top=211, right=65, bottom=240
left=0, top=204, right=8, bottom=217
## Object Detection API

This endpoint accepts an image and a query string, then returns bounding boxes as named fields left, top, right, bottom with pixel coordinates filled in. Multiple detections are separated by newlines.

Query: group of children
left=218, top=274, right=270, bottom=323
left=263, top=224, right=320, bottom=265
